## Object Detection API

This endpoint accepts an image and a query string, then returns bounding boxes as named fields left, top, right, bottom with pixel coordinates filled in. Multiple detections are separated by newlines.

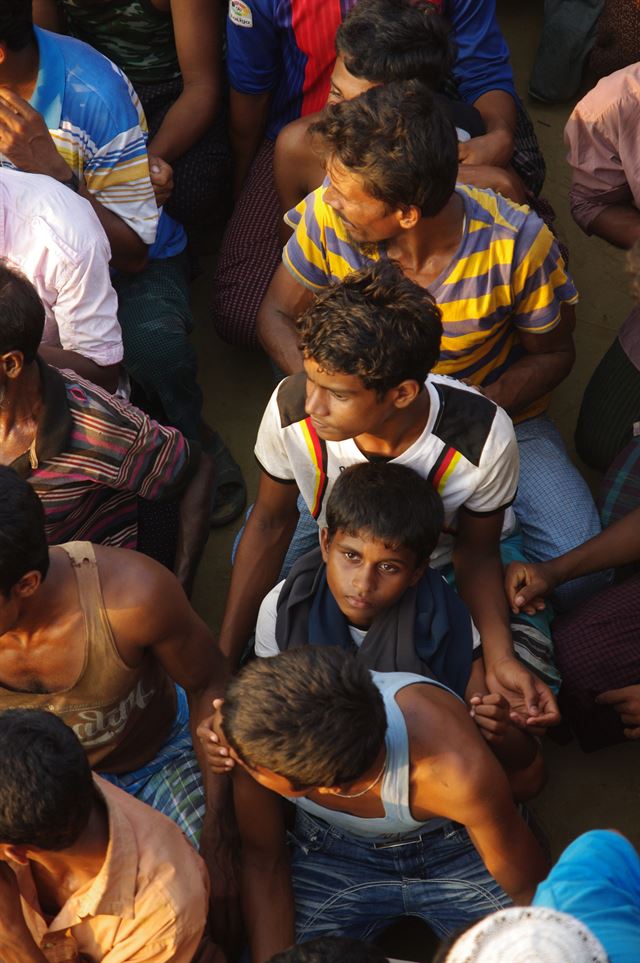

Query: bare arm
left=455, top=508, right=560, bottom=728
left=233, top=769, right=295, bottom=962
left=458, top=90, right=516, bottom=170
left=505, top=504, right=640, bottom=614
left=256, top=264, right=314, bottom=374
left=480, top=306, right=576, bottom=417
left=409, top=689, right=549, bottom=903
left=274, top=116, right=324, bottom=242
left=148, top=0, right=222, bottom=164
left=174, top=450, right=215, bottom=597
left=588, top=205, right=640, bottom=250
left=218, top=472, right=300, bottom=668
left=37, top=346, right=120, bottom=392
left=230, top=89, right=272, bottom=199
left=457, top=163, right=527, bottom=204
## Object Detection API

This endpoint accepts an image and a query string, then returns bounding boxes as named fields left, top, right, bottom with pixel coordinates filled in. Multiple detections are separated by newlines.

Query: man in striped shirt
left=0, top=264, right=212, bottom=596
left=256, top=79, right=606, bottom=610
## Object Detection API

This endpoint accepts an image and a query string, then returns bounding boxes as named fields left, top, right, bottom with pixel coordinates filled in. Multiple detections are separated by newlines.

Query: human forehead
left=303, top=358, right=370, bottom=395
left=331, top=529, right=416, bottom=565
left=326, top=156, right=377, bottom=203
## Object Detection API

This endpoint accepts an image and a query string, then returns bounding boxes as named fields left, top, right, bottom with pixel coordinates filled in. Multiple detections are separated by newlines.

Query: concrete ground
left=189, top=0, right=639, bottom=954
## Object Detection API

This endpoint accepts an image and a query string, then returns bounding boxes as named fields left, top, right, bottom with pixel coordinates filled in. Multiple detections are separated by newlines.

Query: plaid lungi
left=99, top=685, right=205, bottom=847
left=599, top=436, right=640, bottom=529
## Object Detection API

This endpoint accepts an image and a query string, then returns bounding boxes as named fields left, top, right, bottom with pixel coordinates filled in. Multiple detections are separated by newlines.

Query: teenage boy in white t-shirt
left=217, top=262, right=559, bottom=729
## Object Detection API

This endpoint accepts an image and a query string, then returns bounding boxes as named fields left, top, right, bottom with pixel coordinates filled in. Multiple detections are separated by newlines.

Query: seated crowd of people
left=0, top=0, right=639, bottom=960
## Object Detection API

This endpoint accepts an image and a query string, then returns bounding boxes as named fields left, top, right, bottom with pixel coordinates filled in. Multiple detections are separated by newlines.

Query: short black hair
left=268, top=937, right=388, bottom=963
left=223, top=648, right=387, bottom=791
left=337, top=0, right=454, bottom=89
left=326, top=463, right=444, bottom=565
left=0, top=709, right=94, bottom=851
left=0, top=0, right=34, bottom=51
left=310, top=79, right=458, bottom=217
left=0, top=262, right=45, bottom=363
left=0, top=467, right=49, bottom=595
left=298, top=261, right=442, bottom=396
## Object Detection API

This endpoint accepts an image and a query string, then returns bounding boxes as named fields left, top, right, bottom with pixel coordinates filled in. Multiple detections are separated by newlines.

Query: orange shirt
left=15, top=776, right=209, bottom=963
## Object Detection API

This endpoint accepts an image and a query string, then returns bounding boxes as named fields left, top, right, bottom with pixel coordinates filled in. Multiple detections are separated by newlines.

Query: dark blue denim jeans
left=289, top=808, right=511, bottom=942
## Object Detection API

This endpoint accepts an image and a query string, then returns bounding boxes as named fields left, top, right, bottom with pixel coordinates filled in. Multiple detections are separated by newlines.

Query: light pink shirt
left=0, top=168, right=123, bottom=367
left=16, top=776, right=209, bottom=963
left=564, top=62, right=640, bottom=233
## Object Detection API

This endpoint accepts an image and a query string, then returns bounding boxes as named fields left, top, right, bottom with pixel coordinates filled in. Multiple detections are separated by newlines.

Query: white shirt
left=0, top=168, right=123, bottom=367
left=255, top=579, right=482, bottom=658
left=255, top=373, right=519, bottom=568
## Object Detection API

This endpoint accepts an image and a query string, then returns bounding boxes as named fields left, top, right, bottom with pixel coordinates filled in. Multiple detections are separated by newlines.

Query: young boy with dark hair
left=208, top=647, right=549, bottom=962
left=253, top=462, right=543, bottom=796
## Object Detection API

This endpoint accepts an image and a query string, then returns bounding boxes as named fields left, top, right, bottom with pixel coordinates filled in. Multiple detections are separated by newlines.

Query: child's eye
left=331, top=392, right=347, bottom=401
left=343, top=551, right=359, bottom=561
left=379, top=563, right=398, bottom=574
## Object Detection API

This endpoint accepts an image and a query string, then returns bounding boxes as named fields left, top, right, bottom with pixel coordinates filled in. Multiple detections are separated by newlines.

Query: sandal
left=205, top=432, right=247, bottom=528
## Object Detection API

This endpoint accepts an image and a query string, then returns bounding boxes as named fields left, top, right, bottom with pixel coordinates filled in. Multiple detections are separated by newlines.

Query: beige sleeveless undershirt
left=0, top=542, right=177, bottom=772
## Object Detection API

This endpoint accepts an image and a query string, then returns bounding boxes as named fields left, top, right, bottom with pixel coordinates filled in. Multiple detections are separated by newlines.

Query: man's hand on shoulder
left=0, top=89, right=72, bottom=183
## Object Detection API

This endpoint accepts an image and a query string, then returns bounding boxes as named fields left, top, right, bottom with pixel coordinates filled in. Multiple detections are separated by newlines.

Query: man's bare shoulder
left=92, top=545, right=190, bottom=637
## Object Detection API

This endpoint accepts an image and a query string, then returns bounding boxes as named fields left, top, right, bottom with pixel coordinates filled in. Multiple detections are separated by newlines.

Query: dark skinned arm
left=233, top=769, right=295, bottom=962
left=588, top=205, right=640, bottom=250
left=454, top=507, right=560, bottom=729
left=0, top=89, right=148, bottom=273
left=174, top=450, right=215, bottom=597
left=149, top=0, right=222, bottom=164
left=273, top=115, right=324, bottom=243
left=457, top=163, right=527, bottom=204
left=230, top=89, right=272, bottom=199
left=37, top=346, right=120, bottom=393
left=256, top=264, right=314, bottom=374
left=409, top=687, right=549, bottom=903
left=505, top=504, right=640, bottom=615
left=480, top=305, right=576, bottom=417
left=459, top=90, right=517, bottom=169
left=106, top=549, right=235, bottom=950
left=218, top=472, right=300, bottom=668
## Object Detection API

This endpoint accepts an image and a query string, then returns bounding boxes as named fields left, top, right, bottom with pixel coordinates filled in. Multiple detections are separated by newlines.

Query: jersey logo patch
left=229, top=0, right=253, bottom=27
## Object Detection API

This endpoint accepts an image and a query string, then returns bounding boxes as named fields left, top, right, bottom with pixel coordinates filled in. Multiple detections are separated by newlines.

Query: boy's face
left=320, top=527, right=426, bottom=628
left=304, top=357, right=398, bottom=441
left=327, top=55, right=378, bottom=105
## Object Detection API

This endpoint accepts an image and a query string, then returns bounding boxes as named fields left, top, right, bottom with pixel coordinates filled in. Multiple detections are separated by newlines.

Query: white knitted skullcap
left=444, top=907, right=608, bottom=963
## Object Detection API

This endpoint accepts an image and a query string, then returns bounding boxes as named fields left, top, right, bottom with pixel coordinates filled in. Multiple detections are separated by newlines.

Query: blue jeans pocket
left=288, top=809, right=333, bottom=855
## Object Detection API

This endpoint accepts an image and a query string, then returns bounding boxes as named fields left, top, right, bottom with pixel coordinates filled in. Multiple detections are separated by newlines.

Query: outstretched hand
left=486, top=657, right=560, bottom=732
left=504, top=560, right=557, bottom=616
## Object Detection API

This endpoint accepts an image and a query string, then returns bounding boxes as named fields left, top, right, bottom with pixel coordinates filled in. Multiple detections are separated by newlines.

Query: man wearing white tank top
left=209, top=647, right=549, bottom=963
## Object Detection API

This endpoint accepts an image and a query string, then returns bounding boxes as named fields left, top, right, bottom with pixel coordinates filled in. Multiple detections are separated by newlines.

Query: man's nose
left=305, top=384, right=329, bottom=417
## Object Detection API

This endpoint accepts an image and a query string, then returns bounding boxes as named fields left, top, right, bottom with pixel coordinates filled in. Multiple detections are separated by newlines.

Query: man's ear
left=14, top=570, right=42, bottom=600
left=396, top=205, right=421, bottom=231
left=1, top=350, right=25, bottom=380
left=1, top=844, right=29, bottom=866
left=320, top=527, right=331, bottom=561
left=389, top=379, right=422, bottom=409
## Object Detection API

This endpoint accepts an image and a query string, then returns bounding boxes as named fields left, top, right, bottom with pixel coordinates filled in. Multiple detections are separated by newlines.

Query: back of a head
left=298, top=261, right=443, bottom=396
left=337, top=0, right=454, bottom=89
left=326, top=462, right=444, bottom=564
left=438, top=907, right=609, bottom=963
left=0, top=0, right=33, bottom=51
left=268, top=936, right=389, bottom=963
left=223, top=648, right=387, bottom=791
left=309, top=79, right=458, bottom=217
left=0, top=262, right=45, bottom=363
left=0, top=709, right=94, bottom=851
left=0, top=466, right=49, bottom=596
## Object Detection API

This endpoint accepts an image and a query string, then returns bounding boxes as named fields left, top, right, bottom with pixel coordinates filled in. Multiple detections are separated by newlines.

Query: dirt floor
left=189, top=0, right=639, bottom=955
